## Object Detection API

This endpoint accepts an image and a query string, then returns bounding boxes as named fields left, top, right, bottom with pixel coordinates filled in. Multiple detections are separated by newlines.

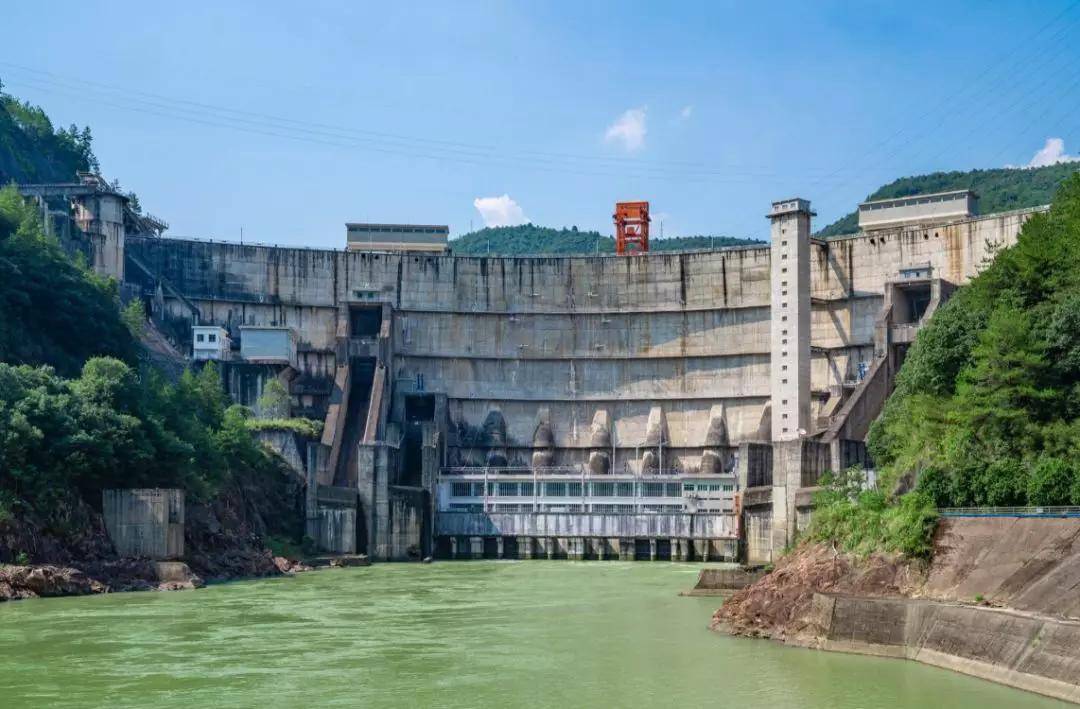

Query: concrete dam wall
left=123, top=204, right=1040, bottom=560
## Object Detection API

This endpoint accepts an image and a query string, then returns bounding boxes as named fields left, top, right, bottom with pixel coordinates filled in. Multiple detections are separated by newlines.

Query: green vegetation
left=450, top=224, right=758, bottom=255
left=817, top=162, right=1080, bottom=237
left=867, top=174, right=1080, bottom=508
left=811, top=174, right=1080, bottom=557
left=0, top=183, right=299, bottom=543
left=0, top=79, right=97, bottom=184
left=0, top=186, right=137, bottom=376
left=808, top=469, right=938, bottom=559
left=256, top=379, right=290, bottom=418
left=246, top=417, right=324, bottom=439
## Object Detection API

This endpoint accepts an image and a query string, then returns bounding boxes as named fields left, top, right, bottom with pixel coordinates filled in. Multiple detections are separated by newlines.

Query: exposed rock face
left=0, top=460, right=304, bottom=603
left=0, top=565, right=105, bottom=601
left=714, top=522, right=1080, bottom=705
left=714, top=518, right=1080, bottom=642
left=0, top=560, right=205, bottom=602
left=712, top=543, right=924, bottom=640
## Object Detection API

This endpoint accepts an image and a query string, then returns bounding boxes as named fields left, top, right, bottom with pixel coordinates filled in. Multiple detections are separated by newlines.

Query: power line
left=0, top=62, right=849, bottom=180
left=807, top=0, right=1080, bottom=206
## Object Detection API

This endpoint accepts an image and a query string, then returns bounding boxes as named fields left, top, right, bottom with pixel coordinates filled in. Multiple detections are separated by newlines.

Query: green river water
left=0, top=561, right=1068, bottom=708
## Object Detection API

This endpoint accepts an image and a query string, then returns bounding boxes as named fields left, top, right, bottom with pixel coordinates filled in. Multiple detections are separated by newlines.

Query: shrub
left=809, top=468, right=938, bottom=559
left=1027, top=457, right=1077, bottom=506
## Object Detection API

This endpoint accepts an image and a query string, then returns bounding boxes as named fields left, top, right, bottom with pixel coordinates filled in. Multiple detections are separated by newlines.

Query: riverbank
left=0, top=478, right=305, bottom=602
left=712, top=517, right=1080, bottom=704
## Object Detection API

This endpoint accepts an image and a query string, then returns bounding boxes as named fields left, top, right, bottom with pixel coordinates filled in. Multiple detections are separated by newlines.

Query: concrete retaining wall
left=315, top=508, right=356, bottom=555
left=812, top=593, right=1080, bottom=704
left=102, top=489, right=184, bottom=559
left=928, top=517, right=1080, bottom=618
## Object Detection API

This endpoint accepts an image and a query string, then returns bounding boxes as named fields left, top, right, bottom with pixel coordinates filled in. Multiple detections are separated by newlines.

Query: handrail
left=939, top=506, right=1080, bottom=518
left=439, top=466, right=691, bottom=477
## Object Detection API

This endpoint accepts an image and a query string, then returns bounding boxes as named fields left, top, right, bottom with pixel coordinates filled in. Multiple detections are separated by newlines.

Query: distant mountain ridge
left=449, top=224, right=760, bottom=256
left=817, top=162, right=1079, bottom=237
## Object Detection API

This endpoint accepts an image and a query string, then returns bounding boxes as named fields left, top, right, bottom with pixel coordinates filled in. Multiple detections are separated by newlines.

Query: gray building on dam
left=29, top=174, right=1044, bottom=563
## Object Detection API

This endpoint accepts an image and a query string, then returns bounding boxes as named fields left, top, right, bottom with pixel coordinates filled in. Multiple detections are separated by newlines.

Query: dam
left=20, top=176, right=1044, bottom=562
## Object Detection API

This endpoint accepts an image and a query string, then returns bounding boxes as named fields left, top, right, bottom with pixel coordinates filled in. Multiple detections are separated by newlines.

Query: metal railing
left=939, top=506, right=1080, bottom=518
left=439, top=465, right=684, bottom=477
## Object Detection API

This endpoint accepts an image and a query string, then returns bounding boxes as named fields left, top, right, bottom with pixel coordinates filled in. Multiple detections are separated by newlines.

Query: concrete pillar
left=594, top=538, right=605, bottom=561
left=768, top=197, right=814, bottom=552
left=648, top=539, right=657, bottom=561
left=450, top=537, right=459, bottom=559
left=469, top=536, right=483, bottom=560
left=620, top=538, right=635, bottom=561
left=772, top=440, right=803, bottom=555
left=496, top=537, right=504, bottom=559
left=696, top=538, right=710, bottom=562
left=569, top=538, right=583, bottom=561
left=518, top=536, right=534, bottom=559
left=673, top=539, right=687, bottom=562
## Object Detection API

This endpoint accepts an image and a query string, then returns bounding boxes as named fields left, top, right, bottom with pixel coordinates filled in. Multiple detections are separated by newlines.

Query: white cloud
left=604, top=106, right=647, bottom=152
left=679, top=105, right=694, bottom=120
left=473, top=194, right=528, bottom=227
left=1023, top=137, right=1080, bottom=168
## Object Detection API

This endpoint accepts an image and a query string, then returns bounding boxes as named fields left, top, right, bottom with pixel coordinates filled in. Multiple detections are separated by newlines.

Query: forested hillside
left=0, top=80, right=97, bottom=184
left=450, top=224, right=758, bottom=255
left=868, top=173, right=1080, bottom=508
left=817, top=162, right=1079, bottom=236
left=0, top=185, right=303, bottom=566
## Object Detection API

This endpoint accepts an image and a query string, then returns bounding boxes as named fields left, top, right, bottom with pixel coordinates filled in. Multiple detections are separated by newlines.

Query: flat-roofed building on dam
left=858, top=189, right=978, bottom=231
left=346, top=222, right=449, bottom=253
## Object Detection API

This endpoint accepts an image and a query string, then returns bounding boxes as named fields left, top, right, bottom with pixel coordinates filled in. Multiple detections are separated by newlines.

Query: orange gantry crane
left=613, top=201, right=650, bottom=255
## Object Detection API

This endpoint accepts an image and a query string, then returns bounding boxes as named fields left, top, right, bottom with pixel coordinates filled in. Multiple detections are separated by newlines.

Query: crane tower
left=614, top=201, right=650, bottom=255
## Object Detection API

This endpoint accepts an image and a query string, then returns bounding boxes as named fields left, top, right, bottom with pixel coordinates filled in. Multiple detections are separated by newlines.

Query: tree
left=256, top=379, right=291, bottom=419
left=1027, top=458, right=1076, bottom=506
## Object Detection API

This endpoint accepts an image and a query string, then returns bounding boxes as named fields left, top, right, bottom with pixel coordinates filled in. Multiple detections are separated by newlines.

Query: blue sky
left=4, top=1, right=1079, bottom=247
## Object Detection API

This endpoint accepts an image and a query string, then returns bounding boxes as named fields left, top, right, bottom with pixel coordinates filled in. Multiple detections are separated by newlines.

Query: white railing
left=436, top=469, right=737, bottom=515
